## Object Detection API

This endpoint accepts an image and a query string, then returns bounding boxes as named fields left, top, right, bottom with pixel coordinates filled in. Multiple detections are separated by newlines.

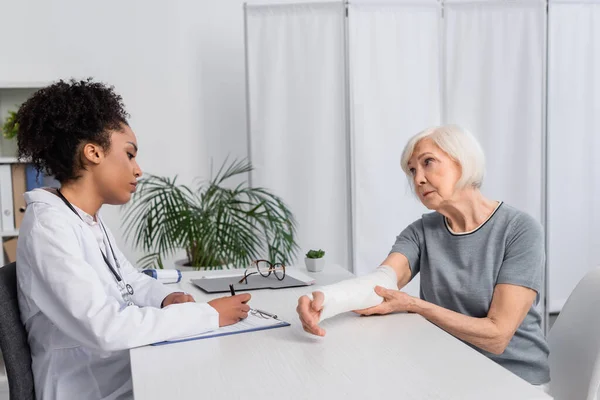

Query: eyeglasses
left=250, top=308, right=278, bottom=319
left=238, top=260, right=286, bottom=284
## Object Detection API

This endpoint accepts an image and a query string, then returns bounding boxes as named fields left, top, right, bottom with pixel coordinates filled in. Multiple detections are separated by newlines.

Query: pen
left=229, top=284, right=235, bottom=296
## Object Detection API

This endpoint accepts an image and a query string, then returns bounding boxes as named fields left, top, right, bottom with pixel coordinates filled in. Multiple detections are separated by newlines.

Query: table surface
left=130, top=264, right=552, bottom=400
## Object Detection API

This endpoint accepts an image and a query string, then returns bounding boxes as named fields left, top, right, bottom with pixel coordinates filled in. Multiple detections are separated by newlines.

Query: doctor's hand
left=208, top=294, right=252, bottom=327
left=296, top=291, right=326, bottom=337
left=161, top=292, right=195, bottom=308
left=353, top=286, right=415, bottom=316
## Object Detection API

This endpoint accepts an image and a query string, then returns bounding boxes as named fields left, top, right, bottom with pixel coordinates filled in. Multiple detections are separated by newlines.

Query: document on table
left=151, top=311, right=290, bottom=346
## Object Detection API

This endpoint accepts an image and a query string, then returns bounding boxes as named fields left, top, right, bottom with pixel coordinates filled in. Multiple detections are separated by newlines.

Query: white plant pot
left=174, top=259, right=196, bottom=272
left=305, top=257, right=325, bottom=272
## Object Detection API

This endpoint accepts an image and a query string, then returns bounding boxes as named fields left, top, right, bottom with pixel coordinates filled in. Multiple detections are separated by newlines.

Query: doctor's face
left=96, top=124, right=142, bottom=205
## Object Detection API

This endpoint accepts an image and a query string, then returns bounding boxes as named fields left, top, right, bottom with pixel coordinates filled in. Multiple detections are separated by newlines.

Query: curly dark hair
left=16, top=78, right=130, bottom=183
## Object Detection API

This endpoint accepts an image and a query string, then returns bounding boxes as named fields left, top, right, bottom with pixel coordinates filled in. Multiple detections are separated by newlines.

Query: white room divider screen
left=547, top=0, right=600, bottom=312
left=348, top=1, right=441, bottom=296
left=244, top=0, right=600, bottom=318
left=444, top=0, right=546, bottom=223
left=244, top=3, right=351, bottom=269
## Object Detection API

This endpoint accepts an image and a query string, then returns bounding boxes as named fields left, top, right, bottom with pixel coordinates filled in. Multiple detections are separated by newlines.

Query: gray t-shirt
left=390, top=202, right=550, bottom=384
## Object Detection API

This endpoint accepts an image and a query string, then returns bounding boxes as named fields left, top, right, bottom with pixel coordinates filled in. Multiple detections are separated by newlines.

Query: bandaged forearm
left=307, top=265, right=398, bottom=321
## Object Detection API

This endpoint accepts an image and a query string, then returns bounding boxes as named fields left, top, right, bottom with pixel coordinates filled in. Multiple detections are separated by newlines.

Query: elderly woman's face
left=407, top=139, right=462, bottom=209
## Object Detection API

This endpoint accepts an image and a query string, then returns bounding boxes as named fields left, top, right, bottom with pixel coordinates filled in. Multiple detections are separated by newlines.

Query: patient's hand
left=297, top=291, right=326, bottom=337
left=354, top=286, right=414, bottom=315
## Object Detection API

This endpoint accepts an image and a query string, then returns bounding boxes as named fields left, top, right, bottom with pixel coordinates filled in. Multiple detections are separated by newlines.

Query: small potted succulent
left=305, top=249, right=325, bottom=272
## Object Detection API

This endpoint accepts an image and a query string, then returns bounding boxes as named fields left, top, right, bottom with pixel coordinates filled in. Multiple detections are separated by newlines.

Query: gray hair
left=400, top=125, right=485, bottom=189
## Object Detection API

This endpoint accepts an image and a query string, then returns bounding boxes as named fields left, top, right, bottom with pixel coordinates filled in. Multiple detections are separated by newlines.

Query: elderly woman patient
left=297, top=125, right=550, bottom=388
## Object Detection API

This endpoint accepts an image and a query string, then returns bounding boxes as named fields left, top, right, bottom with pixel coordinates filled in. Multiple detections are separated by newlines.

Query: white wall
left=0, top=0, right=258, bottom=266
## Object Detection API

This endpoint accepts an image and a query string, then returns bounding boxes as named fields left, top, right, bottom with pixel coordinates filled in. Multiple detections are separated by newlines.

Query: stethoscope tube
left=55, top=188, right=134, bottom=298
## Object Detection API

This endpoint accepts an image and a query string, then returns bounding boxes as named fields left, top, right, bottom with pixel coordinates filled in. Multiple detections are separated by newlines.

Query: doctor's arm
left=116, top=250, right=191, bottom=308
left=22, top=219, right=248, bottom=352
left=102, top=219, right=248, bottom=320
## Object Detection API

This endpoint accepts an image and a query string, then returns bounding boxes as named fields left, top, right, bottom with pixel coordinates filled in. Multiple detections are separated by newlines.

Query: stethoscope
left=56, top=188, right=135, bottom=306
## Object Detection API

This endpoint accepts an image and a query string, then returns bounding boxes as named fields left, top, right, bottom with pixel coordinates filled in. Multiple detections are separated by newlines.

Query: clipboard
left=151, top=312, right=290, bottom=345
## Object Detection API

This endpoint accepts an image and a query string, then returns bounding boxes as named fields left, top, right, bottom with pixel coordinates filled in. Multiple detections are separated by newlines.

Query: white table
left=130, top=265, right=552, bottom=400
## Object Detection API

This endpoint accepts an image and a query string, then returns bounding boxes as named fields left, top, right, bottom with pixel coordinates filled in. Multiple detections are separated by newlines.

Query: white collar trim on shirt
left=444, top=201, right=503, bottom=235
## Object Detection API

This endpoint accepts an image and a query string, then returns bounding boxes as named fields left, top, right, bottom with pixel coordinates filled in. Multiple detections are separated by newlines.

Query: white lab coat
left=16, top=189, right=219, bottom=400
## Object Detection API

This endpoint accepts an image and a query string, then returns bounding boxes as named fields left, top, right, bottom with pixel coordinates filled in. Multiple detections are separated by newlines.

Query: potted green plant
left=1, top=110, right=19, bottom=139
left=305, top=249, right=325, bottom=272
left=122, top=158, right=299, bottom=270
left=1, top=109, right=19, bottom=158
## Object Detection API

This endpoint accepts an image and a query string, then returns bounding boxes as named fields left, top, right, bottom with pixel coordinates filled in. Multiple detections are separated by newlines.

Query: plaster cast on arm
left=306, top=265, right=398, bottom=321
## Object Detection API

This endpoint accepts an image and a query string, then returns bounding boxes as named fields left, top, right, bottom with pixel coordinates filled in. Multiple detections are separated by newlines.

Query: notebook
left=151, top=311, right=290, bottom=345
